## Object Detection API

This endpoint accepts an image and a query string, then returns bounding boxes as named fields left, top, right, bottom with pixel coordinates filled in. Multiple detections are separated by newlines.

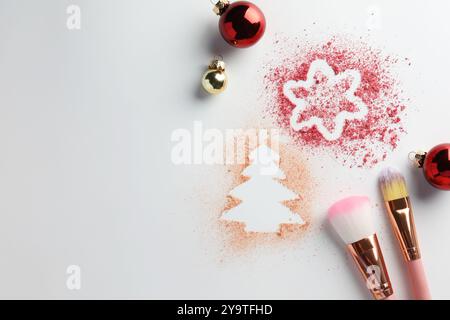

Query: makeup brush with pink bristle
left=328, top=196, right=396, bottom=300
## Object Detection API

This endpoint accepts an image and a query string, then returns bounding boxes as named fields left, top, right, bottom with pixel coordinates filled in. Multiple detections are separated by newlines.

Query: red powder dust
left=263, top=36, right=408, bottom=168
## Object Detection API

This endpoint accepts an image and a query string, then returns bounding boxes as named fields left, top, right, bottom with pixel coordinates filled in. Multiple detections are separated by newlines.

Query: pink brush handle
left=383, top=294, right=396, bottom=300
left=406, top=259, right=431, bottom=300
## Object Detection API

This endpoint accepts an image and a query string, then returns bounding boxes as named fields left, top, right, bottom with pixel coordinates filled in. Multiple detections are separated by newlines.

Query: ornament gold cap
left=213, top=0, right=230, bottom=16
left=209, top=58, right=226, bottom=71
left=409, top=151, right=427, bottom=168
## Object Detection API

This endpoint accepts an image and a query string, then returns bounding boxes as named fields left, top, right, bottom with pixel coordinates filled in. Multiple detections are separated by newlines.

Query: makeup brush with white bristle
left=328, top=196, right=395, bottom=300
left=379, top=167, right=431, bottom=300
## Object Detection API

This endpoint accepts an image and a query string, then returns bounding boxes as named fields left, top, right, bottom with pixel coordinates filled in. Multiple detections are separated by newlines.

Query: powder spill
left=263, top=35, right=408, bottom=168
left=219, top=139, right=315, bottom=253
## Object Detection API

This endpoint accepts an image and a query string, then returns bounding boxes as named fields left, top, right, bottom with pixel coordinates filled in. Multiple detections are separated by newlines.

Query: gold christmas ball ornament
left=201, top=58, right=228, bottom=95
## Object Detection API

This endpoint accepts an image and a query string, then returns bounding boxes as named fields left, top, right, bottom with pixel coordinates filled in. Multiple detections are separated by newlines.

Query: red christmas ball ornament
left=213, top=0, right=266, bottom=48
left=410, top=143, right=450, bottom=190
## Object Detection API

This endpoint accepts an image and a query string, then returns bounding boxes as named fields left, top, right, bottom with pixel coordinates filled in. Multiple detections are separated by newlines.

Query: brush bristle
left=327, top=196, right=375, bottom=244
left=379, top=167, right=408, bottom=201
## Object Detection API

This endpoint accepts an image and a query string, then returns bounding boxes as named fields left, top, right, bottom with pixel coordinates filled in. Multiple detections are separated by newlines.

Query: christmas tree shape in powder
left=221, top=144, right=304, bottom=233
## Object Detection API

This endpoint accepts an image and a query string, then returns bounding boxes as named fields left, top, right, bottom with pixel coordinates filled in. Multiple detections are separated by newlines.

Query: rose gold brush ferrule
left=347, top=234, right=394, bottom=300
left=384, top=197, right=421, bottom=261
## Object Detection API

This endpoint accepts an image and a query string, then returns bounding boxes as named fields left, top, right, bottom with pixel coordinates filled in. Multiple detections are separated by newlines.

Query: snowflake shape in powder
left=283, top=59, right=368, bottom=141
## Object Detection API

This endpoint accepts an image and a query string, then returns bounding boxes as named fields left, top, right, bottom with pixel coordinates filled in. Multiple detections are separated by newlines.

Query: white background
left=0, top=0, right=449, bottom=299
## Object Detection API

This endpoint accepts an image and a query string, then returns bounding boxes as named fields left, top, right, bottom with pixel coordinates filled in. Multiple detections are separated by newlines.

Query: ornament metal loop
left=212, top=54, right=223, bottom=61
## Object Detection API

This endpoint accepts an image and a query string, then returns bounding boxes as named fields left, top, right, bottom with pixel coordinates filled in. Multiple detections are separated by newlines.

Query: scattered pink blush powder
left=264, top=36, right=408, bottom=168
